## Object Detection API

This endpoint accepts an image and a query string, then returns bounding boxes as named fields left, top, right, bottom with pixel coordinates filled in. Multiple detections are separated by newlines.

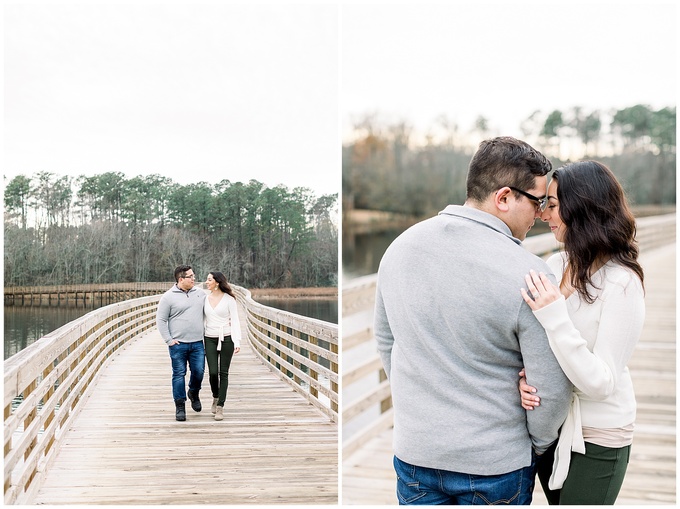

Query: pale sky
left=3, top=1, right=340, bottom=196
left=3, top=1, right=677, bottom=197
left=342, top=1, right=677, bottom=145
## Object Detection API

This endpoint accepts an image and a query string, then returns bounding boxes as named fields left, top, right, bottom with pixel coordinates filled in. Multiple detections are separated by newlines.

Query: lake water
left=254, top=297, right=338, bottom=324
left=343, top=227, right=403, bottom=281
left=3, top=305, right=96, bottom=360
left=3, top=296, right=337, bottom=360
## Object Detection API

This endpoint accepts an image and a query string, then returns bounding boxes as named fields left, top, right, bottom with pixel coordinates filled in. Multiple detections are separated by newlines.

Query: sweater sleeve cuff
left=532, top=295, right=568, bottom=329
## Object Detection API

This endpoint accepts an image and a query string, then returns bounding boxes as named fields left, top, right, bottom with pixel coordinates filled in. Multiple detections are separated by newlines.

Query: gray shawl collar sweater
left=156, top=284, right=207, bottom=345
left=375, top=205, right=572, bottom=475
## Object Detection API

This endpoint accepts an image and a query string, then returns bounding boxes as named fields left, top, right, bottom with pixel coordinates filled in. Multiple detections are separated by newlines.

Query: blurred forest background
left=4, top=173, right=338, bottom=288
left=343, top=104, right=676, bottom=218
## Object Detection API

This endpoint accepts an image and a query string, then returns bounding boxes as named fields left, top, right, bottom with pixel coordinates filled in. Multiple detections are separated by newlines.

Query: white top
left=203, top=292, right=242, bottom=348
left=533, top=252, right=645, bottom=488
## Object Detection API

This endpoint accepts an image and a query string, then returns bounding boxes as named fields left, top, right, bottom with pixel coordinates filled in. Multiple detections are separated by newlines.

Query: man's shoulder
left=161, top=285, right=179, bottom=296
left=516, top=246, right=553, bottom=272
left=388, top=215, right=440, bottom=244
left=379, top=218, right=435, bottom=270
left=159, top=285, right=185, bottom=303
left=493, top=241, right=554, bottom=282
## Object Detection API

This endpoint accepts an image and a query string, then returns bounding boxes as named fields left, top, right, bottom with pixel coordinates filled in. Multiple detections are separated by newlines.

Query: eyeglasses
left=507, top=186, right=547, bottom=212
left=180, top=274, right=196, bottom=280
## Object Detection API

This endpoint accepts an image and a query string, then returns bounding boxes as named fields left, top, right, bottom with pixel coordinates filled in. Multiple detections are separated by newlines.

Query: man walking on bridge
left=375, top=137, right=572, bottom=504
left=157, top=265, right=206, bottom=421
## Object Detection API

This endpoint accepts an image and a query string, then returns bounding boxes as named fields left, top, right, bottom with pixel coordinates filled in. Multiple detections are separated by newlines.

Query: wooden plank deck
left=33, top=303, right=338, bottom=505
left=342, top=242, right=676, bottom=505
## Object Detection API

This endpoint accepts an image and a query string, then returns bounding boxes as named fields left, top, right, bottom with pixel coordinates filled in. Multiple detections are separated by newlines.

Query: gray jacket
left=156, top=285, right=206, bottom=345
left=375, top=205, right=572, bottom=475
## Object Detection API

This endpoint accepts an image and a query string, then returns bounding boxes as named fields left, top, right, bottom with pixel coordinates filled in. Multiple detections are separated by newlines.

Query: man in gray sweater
left=156, top=265, right=207, bottom=421
left=375, top=137, right=572, bottom=504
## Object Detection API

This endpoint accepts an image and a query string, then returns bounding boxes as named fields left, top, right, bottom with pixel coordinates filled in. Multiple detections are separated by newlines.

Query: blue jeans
left=393, top=454, right=537, bottom=505
left=168, top=341, right=205, bottom=402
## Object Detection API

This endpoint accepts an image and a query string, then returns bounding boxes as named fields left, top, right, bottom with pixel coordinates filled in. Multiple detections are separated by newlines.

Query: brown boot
left=211, top=398, right=219, bottom=414
left=215, top=406, right=224, bottom=421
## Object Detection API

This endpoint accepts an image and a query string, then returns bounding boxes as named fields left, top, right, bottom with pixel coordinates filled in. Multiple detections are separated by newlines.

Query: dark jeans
left=393, top=454, right=537, bottom=505
left=537, top=440, right=631, bottom=504
left=204, top=336, right=235, bottom=406
left=168, top=340, right=205, bottom=402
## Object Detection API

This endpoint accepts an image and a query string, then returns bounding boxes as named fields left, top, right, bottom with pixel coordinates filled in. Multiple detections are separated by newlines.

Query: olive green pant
left=537, top=440, right=631, bottom=505
left=203, top=336, right=235, bottom=407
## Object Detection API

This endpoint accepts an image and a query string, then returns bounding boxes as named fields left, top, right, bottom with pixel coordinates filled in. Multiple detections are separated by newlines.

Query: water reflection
left=3, top=305, right=103, bottom=360
left=252, top=297, right=338, bottom=324
left=342, top=228, right=404, bottom=281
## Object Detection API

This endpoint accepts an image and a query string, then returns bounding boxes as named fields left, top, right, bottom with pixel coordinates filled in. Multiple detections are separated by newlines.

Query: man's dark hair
left=466, top=136, right=552, bottom=203
left=174, top=265, right=193, bottom=282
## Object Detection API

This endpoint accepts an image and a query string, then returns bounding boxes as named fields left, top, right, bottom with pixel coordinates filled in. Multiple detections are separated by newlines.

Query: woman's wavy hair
left=209, top=271, right=236, bottom=299
left=553, top=160, right=644, bottom=303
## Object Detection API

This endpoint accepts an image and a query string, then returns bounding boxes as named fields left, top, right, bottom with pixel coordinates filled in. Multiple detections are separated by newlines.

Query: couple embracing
left=156, top=265, right=242, bottom=422
left=375, top=137, right=645, bottom=505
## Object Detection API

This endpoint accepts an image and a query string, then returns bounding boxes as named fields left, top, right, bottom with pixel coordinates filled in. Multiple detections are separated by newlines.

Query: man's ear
left=494, top=187, right=512, bottom=212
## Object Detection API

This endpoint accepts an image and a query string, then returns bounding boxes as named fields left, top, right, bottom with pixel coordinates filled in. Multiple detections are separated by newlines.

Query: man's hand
left=168, top=340, right=180, bottom=346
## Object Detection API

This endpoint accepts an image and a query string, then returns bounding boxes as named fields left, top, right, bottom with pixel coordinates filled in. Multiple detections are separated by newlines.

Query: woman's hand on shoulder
left=518, top=369, right=540, bottom=410
left=520, top=270, right=562, bottom=311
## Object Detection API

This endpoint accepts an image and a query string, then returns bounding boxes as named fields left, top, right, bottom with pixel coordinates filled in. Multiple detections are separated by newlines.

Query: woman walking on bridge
left=519, top=161, right=645, bottom=505
left=204, top=271, right=241, bottom=421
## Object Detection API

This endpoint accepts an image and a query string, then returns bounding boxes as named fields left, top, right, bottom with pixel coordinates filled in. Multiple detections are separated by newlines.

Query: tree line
left=343, top=104, right=676, bottom=217
left=4, top=172, right=338, bottom=289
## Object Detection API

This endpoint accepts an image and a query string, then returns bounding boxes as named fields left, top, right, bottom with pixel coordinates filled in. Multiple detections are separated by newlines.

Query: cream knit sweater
left=533, top=252, right=645, bottom=489
left=534, top=252, right=645, bottom=429
left=204, top=293, right=242, bottom=348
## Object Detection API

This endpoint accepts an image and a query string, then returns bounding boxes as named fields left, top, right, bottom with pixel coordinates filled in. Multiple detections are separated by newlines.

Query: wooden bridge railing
left=4, top=284, right=339, bottom=504
left=233, top=287, right=339, bottom=423
left=3, top=295, right=161, bottom=505
left=342, top=213, right=676, bottom=458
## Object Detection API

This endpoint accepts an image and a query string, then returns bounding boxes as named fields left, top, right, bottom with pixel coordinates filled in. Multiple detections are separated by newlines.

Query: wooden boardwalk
left=342, top=242, right=676, bottom=505
left=32, top=304, right=338, bottom=505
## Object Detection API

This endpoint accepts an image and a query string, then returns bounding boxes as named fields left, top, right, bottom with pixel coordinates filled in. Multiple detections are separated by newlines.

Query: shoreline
left=249, top=287, right=337, bottom=299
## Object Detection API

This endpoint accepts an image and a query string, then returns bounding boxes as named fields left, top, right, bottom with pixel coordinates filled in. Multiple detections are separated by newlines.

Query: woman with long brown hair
left=204, top=271, right=241, bottom=421
left=519, top=160, right=645, bottom=504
